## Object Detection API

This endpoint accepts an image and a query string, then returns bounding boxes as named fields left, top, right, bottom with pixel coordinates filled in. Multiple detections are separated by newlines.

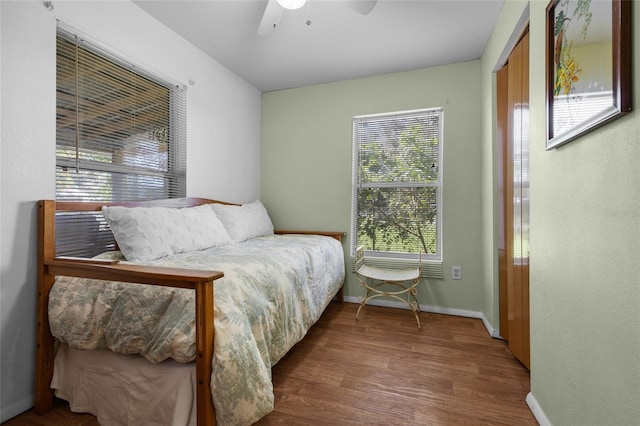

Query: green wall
left=481, top=1, right=640, bottom=424
left=261, top=61, right=487, bottom=312
left=529, top=1, right=640, bottom=424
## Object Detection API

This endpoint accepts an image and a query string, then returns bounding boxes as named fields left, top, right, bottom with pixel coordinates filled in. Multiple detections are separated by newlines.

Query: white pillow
left=102, top=204, right=232, bottom=261
left=210, top=201, right=274, bottom=243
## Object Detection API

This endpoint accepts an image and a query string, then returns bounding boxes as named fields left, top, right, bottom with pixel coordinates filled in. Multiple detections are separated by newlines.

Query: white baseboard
left=343, top=297, right=503, bottom=338
left=527, top=392, right=551, bottom=425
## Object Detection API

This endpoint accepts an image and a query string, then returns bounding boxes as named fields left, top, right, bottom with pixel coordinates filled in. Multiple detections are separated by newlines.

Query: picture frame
left=546, top=0, right=632, bottom=150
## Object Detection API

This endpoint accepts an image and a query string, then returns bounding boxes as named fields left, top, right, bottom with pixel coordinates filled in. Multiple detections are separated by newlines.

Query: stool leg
left=356, top=300, right=366, bottom=320
left=355, top=276, right=370, bottom=321
left=410, top=300, right=421, bottom=329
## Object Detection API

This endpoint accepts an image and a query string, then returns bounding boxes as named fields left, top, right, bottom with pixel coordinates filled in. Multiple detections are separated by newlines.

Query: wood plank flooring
left=3, top=303, right=536, bottom=425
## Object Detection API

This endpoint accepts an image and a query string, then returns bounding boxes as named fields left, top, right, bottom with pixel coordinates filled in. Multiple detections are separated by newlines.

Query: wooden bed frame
left=34, top=197, right=344, bottom=426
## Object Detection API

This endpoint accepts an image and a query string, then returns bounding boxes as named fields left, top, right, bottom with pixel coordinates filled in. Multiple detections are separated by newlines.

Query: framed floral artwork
left=546, top=0, right=632, bottom=149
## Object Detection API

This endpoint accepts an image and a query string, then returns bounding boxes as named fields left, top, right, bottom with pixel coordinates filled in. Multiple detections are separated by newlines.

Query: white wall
left=0, top=1, right=261, bottom=421
left=1, top=2, right=56, bottom=419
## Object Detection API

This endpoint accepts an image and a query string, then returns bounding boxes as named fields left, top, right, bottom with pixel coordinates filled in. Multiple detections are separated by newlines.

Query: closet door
left=498, top=30, right=530, bottom=369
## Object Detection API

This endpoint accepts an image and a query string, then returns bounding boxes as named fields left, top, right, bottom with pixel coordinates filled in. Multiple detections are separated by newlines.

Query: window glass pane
left=357, top=113, right=440, bottom=184
left=356, top=187, right=438, bottom=255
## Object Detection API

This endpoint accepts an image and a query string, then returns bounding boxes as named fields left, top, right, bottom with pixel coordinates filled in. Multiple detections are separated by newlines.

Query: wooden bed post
left=195, top=281, right=216, bottom=425
left=34, top=200, right=56, bottom=414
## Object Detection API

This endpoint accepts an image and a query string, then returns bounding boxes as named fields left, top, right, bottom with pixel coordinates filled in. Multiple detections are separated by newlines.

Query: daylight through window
left=351, top=108, right=443, bottom=261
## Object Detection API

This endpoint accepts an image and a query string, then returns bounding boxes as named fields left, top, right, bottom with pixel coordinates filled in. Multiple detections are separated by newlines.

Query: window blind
left=56, top=31, right=186, bottom=203
left=351, top=108, right=443, bottom=263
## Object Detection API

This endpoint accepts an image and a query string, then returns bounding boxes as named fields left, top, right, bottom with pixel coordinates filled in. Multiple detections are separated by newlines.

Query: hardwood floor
left=4, top=303, right=536, bottom=425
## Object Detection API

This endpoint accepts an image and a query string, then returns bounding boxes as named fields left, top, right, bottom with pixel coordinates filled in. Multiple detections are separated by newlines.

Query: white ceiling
left=134, top=0, right=505, bottom=92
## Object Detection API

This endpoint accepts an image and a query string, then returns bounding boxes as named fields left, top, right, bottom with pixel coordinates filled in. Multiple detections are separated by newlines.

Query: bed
left=34, top=197, right=345, bottom=425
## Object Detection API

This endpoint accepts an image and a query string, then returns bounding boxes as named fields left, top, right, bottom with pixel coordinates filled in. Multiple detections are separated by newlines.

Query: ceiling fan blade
left=258, top=0, right=284, bottom=36
left=343, top=0, right=377, bottom=15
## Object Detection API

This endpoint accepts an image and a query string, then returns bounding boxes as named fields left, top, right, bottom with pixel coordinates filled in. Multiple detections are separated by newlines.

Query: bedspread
left=48, top=234, right=345, bottom=425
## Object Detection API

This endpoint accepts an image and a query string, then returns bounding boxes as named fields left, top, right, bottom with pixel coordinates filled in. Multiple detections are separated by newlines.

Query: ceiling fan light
left=277, top=0, right=306, bottom=10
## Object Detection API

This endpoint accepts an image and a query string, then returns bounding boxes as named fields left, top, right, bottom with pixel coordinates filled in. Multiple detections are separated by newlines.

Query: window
left=56, top=29, right=186, bottom=203
left=351, top=108, right=443, bottom=264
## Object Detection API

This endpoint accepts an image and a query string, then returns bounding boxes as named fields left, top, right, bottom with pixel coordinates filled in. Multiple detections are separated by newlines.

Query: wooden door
left=498, top=30, right=530, bottom=369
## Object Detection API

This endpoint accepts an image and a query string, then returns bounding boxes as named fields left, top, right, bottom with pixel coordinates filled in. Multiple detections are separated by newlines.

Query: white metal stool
left=354, top=245, right=422, bottom=328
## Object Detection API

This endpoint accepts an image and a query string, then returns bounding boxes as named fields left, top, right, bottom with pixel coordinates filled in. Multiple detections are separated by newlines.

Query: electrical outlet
left=451, top=266, right=462, bottom=280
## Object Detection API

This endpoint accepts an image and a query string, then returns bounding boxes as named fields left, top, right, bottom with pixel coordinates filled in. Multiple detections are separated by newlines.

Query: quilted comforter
left=48, top=234, right=345, bottom=425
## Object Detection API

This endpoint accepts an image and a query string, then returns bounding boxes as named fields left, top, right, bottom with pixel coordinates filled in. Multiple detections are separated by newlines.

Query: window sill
left=351, top=256, right=444, bottom=279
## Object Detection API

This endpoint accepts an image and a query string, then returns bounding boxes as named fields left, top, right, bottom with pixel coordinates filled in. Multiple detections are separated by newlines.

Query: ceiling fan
left=258, top=0, right=378, bottom=36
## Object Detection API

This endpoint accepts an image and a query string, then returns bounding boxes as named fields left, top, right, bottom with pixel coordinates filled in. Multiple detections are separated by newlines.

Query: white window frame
left=351, top=107, right=444, bottom=271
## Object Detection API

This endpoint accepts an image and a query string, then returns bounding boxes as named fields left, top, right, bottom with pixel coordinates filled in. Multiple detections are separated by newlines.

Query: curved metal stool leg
left=354, top=246, right=423, bottom=329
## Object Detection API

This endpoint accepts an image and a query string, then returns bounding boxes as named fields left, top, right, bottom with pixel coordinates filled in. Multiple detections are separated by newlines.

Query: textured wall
left=482, top=1, right=640, bottom=424
left=527, top=1, right=640, bottom=424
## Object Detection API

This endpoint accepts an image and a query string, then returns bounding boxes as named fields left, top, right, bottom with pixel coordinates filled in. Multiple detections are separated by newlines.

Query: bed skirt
left=52, top=343, right=197, bottom=426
